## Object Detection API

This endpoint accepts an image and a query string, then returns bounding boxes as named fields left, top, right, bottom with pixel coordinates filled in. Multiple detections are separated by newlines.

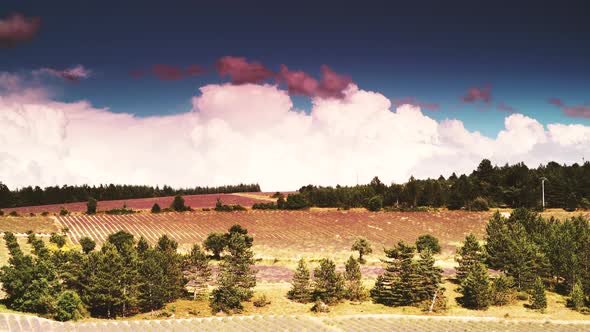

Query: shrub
left=232, top=204, right=247, bottom=211
left=50, top=233, right=67, bottom=248
left=151, top=203, right=161, bottom=213
left=9, top=211, right=18, bottom=217
left=366, top=195, right=383, bottom=212
left=469, top=197, right=489, bottom=211
left=171, top=195, right=190, bottom=212
left=41, top=211, right=49, bottom=216
left=253, top=295, right=271, bottom=307
left=59, top=207, right=69, bottom=216
left=29, top=213, right=35, bottom=217
left=54, top=291, right=86, bottom=321
left=252, top=202, right=278, bottom=210
left=79, top=236, right=96, bottom=254
left=490, top=275, right=516, bottom=306
left=105, top=207, right=136, bottom=215
left=0, top=210, right=3, bottom=216
left=285, top=193, right=309, bottom=210
left=86, top=198, right=97, bottom=215
left=415, top=234, right=441, bottom=254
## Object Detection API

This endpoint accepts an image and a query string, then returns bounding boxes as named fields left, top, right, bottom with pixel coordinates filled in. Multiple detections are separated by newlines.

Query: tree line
left=295, top=159, right=590, bottom=211
left=0, top=183, right=261, bottom=209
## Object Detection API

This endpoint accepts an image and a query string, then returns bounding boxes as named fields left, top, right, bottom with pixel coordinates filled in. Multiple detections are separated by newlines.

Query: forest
left=0, top=183, right=260, bottom=208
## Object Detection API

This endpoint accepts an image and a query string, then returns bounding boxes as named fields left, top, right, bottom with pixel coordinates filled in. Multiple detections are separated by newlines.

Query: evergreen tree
left=569, top=281, right=586, bottom=311
left=138, top=248, right=169, bottom=311
left=457, top=262, right=491, bottom=310
left=79, top=237, right=96, bottom=254
left=184, top=244, right=212, bottom=300
left=171, top=195, right=189, bottom=212
left=84, top=243, right=126, bottom=318
left=312, top=258, right=345, bottom=305
left=136, top=236, right=149, bottom=255
left=344, top=255, right=365, bottom=301
left=155, top=235, right=184, bottom=303
left=287, top=258, right=312, bottom=303
left=456, top=233, right=484, bottom=283
left=210, top=226, right=257, bottom=314
left=416, top=249, right=442, bottom=304
left=351, top=237, right=372, bottom=264
left=529, top=277, right=547, bottom=311
left=490, top=274, right=516, bottom=306
left=204, top=232, right=227, bottom=260
left=86, top=197, right=97, bottom=215
left=150, top=203, right=161, bottom=213
left=55, top=290, right=86, bottom=321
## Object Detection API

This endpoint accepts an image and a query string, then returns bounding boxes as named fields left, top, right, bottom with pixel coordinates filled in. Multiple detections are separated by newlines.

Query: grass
left=0, top=216, right=60, bottom=234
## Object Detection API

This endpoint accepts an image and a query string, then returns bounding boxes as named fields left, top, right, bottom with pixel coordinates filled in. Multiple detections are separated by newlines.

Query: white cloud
left=1, top=77, right=590, bottom=190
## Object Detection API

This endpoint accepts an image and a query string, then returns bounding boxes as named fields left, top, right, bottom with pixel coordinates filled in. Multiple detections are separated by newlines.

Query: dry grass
left=0, top=216, right=60, bottom=234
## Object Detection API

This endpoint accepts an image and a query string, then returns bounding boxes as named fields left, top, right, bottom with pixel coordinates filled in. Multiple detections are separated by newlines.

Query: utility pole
left=541, top=177, right=547, bottom=211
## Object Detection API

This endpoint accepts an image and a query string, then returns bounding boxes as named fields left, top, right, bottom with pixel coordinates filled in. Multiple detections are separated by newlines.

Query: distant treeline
left=0, top=183, right=261, bottom=208
left=297, top=160, right=590, bottom=210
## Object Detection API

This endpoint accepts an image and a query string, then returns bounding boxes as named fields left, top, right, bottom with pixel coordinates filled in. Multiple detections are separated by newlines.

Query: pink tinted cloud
left=496, top=102, right=515, bottom=113
left=461, top=85, right=492, bottom=103
left=35, top=65, right=91, bottom=82
left=0, top=13, right=40, bottom=48
left=547, top=97, right=590, bottom=119
left=152, top=64, right=184, bottom=81
left=548, top=97, right=564, bottom=107
left=186, top=64, right=206, bottom=77
left=393, top=97, right=440, bottom=112
left=563, top=105, right=590, bottom=118
left=277, top=64, right=352, bottom=99
left=216, top=56, right=274, bottom=84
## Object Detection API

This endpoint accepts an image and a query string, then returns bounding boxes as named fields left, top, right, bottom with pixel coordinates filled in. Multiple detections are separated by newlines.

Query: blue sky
left=2, top=0, right=589, bottom=137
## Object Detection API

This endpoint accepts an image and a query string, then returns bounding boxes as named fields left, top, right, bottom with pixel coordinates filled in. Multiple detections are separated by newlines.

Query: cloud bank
left=1, top=75, right=589, bottom=191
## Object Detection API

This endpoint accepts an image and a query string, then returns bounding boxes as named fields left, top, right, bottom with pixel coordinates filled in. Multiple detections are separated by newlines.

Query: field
left=2, top=312, right=590, bottom=332
left=1, top=192, right=273, bottom=214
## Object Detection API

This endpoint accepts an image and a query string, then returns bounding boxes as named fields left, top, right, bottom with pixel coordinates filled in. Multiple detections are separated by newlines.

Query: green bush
left=86, top=198, right=97, bottom=215
left=469, top=197, right=489, bottom=211
left=59, top=207, right=69, bottom=216
left=9, top=211, right=18, bottom=217
left=151, top=203, right=161, bottom=213
left=252, top=202, right=278, bottom=210
left=54, top=291, right=86, bottom=321
left=366, top=195, right=383, bottom=212
left=105, top=207, right=136, bottom=215
left=0, top=210, right=4, bottom=216
left=415, top=234, right=441, bottom=254
left=50, top=233, right=66, bottom=248
left=285, top=194, right=309, bottom=210
left=253, top=294, right=271, bottom=307
left=579, top=198, right=590, bottom=211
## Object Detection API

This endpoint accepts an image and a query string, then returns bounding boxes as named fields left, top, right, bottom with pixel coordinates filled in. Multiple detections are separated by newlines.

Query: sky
left=1, top=0, right=590, bottom=190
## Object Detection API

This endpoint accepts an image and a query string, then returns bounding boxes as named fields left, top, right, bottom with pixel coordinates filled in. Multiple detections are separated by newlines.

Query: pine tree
left=287, top=258, right=312, bottom=303
left=210, top=226, right=257, bottom=314
left=344, top=255, right=365, bottom=301
left=86, top=198, right=97, bottom=215
left=204, top=232, right=227, bottom=260
left=138, top=248, right=169, bottom=311
left=416, top=249, right=442, bottom=304
left=529, top=277, right=547, bottom=311
left=569, top=281, right=586, bottom=311
left=458, top=262, right=491, bottom=310
left=351, top=237, right=372, bottom=264
left=371, top=241, right=420, bottom=306
left=155, top=235, right=184, bottom=303
left=184, top=244, right=212, bottom=300
left=150, top=203, right=161, bottom=213
left=85, top=243, right=126, bottom=318
left=456, top=233, right=484, bottom=283
left=312, top=258, right=345, bottom=305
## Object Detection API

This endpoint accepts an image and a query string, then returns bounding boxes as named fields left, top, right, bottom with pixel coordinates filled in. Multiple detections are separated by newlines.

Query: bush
left=253, top=295, right=271, bottom=307
left=0, top=210, right=4, bottom=216
left=529, top=277, right=547, bottom=311
left=50, top=233, right=67, bottom=248
left=568, top=281, right=586, bottom=311
left=151, top=203, right=161, bottom=213
left=415, top=234, right=441, bottom=254
left=41, top=211, right=49, bottom=216
left=79, top=236, right=96, bottom=254
left=285, top=194, right=309, bottom=210
left=366, top=195, right=383, bottom=212
left=9, top=211, right=18, bottom=217
left=105, top=207, right=136, bottom=215
left=469, top=197, right=489, bottom=211
left=171, top=195, right=190, bottom=212
left=490, top=275, right=516, bottom=306
left=86, top=198, right=97, bottom=215
left=59, top=207, right=69, bottom=216
left=252, top=202, right=278, bottom=210
left=54, top=291, right=86, bottom=321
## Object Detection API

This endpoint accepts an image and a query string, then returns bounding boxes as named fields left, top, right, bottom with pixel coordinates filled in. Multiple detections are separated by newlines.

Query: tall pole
left=541, top=177, right=547, bottom=211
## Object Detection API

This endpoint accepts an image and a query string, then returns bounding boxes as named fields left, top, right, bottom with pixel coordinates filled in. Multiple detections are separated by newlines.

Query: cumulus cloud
left=393, top=97, right=440, bottom=112
left=35, top=65, right=91, bottom=82
left=278, top=64, right=352, bottom=99
left=0, top=13, right=40, bottom=48
left=1, top=76, right=590, bottom=190
left=547, top=97, right=590, bottom=118
left=461, top=85, right=492, bottom=103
